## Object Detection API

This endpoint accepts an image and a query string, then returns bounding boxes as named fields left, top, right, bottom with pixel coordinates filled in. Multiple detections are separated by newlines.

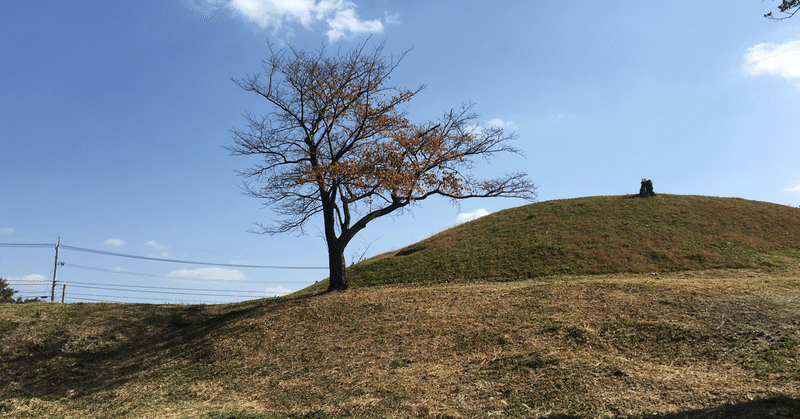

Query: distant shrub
left=0, top=278, right=17, bottom=304
left=639, top=179, right=655, bottom=198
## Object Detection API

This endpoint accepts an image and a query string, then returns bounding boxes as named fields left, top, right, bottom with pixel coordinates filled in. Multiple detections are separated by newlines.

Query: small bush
left=638, top=179, right=655, bottom=198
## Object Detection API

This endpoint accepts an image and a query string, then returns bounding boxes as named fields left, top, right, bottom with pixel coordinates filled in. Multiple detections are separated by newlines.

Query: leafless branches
left=228, top=39, right=536, bottom=290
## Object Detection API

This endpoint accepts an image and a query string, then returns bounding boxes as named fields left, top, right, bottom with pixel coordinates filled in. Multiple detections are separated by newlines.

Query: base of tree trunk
left=326, top=279, right=348, bottom=292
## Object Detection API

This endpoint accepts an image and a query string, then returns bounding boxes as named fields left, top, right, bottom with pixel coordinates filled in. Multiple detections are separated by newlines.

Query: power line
left=63, top=263, right=313, bottom=283
left=0, top=243, right=54, bottom=248
left=65, top=294, right=208, bottom=304
left=66, top=283, right=285, bottom=297
left=2, top=240, right=307, bottom=304
left=6, top=281, right=52, bottom=285
left=63, top=280, right=286, bottom=293
left=59, top=244, right=327, bottom=269
left=65, top=286, right=281, bottom=298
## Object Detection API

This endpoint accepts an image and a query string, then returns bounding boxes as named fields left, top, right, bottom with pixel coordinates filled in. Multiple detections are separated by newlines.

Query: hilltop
left=340, top=194, right=800, bottom=288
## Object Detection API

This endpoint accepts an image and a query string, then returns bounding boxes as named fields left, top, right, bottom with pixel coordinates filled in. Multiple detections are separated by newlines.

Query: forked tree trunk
left=327, top=243, right=348, bottom=291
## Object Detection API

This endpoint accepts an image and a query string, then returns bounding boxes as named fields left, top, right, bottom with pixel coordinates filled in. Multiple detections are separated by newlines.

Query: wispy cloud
left=166, top=267, right=248, bottom=282
left=783, top=180, right=800, bottom=193
left=324, top=6, right=383, bottom=41
left=104, top=238, right=126, bottom=247
left=384, top=12, right=400, bottom=25
left=261, top=285, right=292, bottom=295
left=435, top=209, right=491, bottom=235
left=7, top=273, right=49, bottom=282
left=0, top=228, right=13, bottom=235
left=143, top=241, right=170, bottom=257
left=454, top=209, right=490, bottom=225
left=744, top=40, right=800, bottom=85
left=198, top=0, right=387, bottom=41
left=487, top=118, right=519, bottom=130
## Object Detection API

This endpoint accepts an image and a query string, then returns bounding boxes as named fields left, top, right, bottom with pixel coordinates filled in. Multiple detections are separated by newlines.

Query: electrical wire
left=66, top=284, right=285, bottom=297
left=62, top=280, right=288, bottom=294
left=3, top=241, right=306, bottom=304
left=59, top=244, right=326, bottom=269
left=6, top=281, right=52, bottom=285
left=63, top=263, right=313, bottom=283
left=64, top=295, right=207, bottom=304
left=0, top=243, right=54, bottom=248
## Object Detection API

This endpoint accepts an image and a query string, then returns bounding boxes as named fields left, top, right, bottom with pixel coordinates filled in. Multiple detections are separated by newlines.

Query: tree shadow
left=635, top=396, right=800, bottom=418
left=0, top=299, right=283, bottom=400
left=533, top=396, right=800, bottom=418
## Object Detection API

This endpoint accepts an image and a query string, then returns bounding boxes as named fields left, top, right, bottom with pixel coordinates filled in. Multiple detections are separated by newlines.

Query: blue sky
left=2, top=1, right=799, bottom=303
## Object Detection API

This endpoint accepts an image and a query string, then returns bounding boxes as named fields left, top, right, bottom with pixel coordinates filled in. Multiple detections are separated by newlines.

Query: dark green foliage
left=638, top=179, right=655, bottom=198
left=0, top=278, right=17, bottom=304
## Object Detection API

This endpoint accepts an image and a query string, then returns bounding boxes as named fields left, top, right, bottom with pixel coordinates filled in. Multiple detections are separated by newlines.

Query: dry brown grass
left=2, top=268, right=799, bottom=418
left=4, top=195, right=800, bottom=418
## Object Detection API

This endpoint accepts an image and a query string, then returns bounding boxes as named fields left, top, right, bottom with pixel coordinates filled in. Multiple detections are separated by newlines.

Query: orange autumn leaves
left=230, top=40, right=534, bottom=244
left=288, top=62, right=477, bottom=202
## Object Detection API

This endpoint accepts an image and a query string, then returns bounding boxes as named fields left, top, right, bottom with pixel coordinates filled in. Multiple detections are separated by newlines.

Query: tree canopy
left=1, top=278, right=18, bottom=304
left=228, top=40, right=536, bottom=291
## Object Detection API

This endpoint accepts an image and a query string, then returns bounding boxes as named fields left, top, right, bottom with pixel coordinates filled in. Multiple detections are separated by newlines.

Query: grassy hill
left=1, top=195, right=800, bottom=418
left=343, top=194, right=800, bottom=287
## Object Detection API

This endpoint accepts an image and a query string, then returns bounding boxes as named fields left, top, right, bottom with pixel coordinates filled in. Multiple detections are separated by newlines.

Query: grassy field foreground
left=1, top=269, right=800, bottom=418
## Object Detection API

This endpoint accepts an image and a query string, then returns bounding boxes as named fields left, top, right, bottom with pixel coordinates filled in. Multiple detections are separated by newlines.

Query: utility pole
left=51, top=237, right=60, bottom=303
left=61, top=284, right=66, bottom=304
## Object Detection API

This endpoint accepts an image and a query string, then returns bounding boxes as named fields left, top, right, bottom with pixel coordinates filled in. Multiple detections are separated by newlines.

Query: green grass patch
left=347, top=195, right=800, bottom=287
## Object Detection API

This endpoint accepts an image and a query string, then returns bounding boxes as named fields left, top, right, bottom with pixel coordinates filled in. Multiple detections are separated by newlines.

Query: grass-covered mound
left=2, top=194, right=800, bottom=418
left=347, top=194, right=800, bottom=287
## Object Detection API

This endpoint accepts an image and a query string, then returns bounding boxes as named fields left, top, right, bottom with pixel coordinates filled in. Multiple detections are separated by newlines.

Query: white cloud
left=215, top=0, right=385, bottom=41
left=144, top=240, right=169, bottom=250
left=0, top=228, right=13, bottom=235
left=166, top=268, right=248, bottom=282
left=104, top=238, right=126, bottom=247
left=783, top=180, right=800, bottom=193
left=454, top=209, right=490, bottom=225
left=384, top=12, right=400, bottom=25
left=261, top=285, right=292, bottom=295
left=325, top=7, right=383, bottom=41
left=487, top=118, right=518, bottom=130
left=7, top=273, right=49, bottom=282
left=744, top=40, right=800, bottom=84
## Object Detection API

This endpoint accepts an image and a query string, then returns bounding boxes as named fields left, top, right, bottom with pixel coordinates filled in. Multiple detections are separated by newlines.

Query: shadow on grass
left=0, top=298, right=288, bottom=401
left=630, top=396, right=800, bottom=419
left=530, top=397, right=800, bottom=419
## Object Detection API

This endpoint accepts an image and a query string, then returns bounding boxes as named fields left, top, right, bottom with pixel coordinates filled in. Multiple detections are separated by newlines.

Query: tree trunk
left=327, top=244, right=348, bottom=292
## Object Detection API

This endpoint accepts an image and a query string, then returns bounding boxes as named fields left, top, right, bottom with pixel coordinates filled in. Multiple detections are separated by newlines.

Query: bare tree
left=765, top=0, right=799, bottom=19
left=228, top=40, right=536, bottom=291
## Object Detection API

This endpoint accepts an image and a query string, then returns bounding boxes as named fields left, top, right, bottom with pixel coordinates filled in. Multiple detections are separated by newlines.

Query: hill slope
left=347, top=194, right=800, bottom=287
left=2, top=194, right=800, bottom=418
left=1, top=272, right=799, bottom=418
